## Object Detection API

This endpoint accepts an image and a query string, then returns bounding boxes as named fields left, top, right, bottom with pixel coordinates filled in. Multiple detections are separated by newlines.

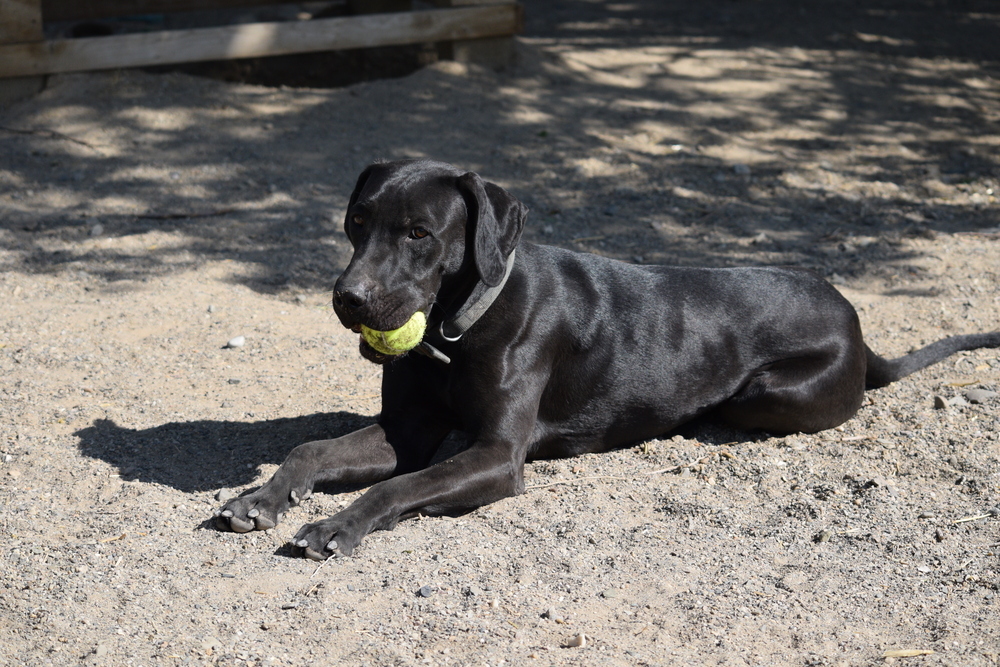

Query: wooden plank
left=40, top=0, right=302, bottom=23
left=1, top=0, right=43, bottom=43
left=0, top=4, right=521, bottom=77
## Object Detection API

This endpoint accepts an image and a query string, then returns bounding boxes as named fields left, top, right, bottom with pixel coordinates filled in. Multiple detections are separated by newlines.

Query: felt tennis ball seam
left=360, top=311, right=427, bottom=356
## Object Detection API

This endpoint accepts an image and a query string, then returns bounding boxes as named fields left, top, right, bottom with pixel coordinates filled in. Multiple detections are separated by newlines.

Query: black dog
left=216, top=159, right=1000, bottom=560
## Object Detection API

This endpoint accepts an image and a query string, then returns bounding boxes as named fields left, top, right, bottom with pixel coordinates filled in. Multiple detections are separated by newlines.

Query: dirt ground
left=2, top=1, right=1000, bottom=665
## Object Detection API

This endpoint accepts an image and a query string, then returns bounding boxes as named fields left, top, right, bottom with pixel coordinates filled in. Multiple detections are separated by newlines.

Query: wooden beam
left=0, top=4, right=521, bottom=78
left=1, top=0, right=44, bottom=43
left=40, top=0, right=302, bottom=23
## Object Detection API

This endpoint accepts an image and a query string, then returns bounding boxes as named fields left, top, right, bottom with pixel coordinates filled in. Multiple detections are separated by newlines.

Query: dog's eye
left=351, top=215, right=363, bottom=226
left=409, top=227, right=430, bottom=239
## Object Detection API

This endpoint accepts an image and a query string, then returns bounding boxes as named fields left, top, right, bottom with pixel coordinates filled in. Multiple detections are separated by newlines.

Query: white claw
left=221, top=509, right=234, bottom=518
left=289, top=490, right=300, bottom=504
left=295, top=539, right=309, bottom=548
left=247, top=508, right=259, bottom=518
left=326, top=540, right=338, bottom=551
left=302, top=490, right=312, bottom=501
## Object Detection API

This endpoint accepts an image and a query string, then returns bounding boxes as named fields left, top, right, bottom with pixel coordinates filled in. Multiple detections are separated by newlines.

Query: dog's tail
left=865, top=332, right=1000, bottom=389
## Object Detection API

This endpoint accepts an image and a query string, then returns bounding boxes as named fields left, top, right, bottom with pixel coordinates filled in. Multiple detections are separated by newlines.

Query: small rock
left=228, top=378, right=241, bottom=385
left=89, top=224, right=104, bottom=237
left=418, top=585, right=434, bottom=598
left=201, top=636, right=222, bottom=652
left=813, top=529, right=832, bottom=543
left=918, top=512, right=934, bottom=520
left=225, top=335, right=245, bottom=348
left=564, top=633, right=587, bottom=648
left=94, top=644, right=108, bottom=658
left=207, top=304, right=216, bottom=313
left=948, top=395, right=968, bottom=407
left=295, top=294, right=307, bottom=304
left=280, top=602, right=299, bottom=610
left=934, top=529, right=946, bottom=542
left=544, top=607, right=564, bottom=623
left=600, top=588, right=619, bottom=599
left=965, top=388, right=997, bottom=404
left=215, top=488, right=234, bottom=502
left=933, top=395, right=949, bottom=410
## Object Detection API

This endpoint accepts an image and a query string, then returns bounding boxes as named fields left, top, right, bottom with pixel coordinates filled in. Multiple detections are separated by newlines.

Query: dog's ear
left=344, top=165, right=375, bottom=236
left=457, top=172, right=527, bottom=287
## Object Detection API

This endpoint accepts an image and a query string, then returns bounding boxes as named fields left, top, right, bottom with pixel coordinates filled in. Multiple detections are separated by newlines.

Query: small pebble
left=565, top=633, right=587, bottom=648
left=280, top=602, right=299, bottom=610
left=89, top=224, right=104, bottom=237
left=814, top=529, right=832, bottom=543
left=601, top=588, right=619, bottom=599
left=418, top=585, right=434, bottom=598
left=225, top=336, right=245, bottom=348
left=215, top=488, right=234, bottom=502
left=933, top=395, right=949, bottom=410
left=965, top=388, right=997, bottom=404
left=207, top=304, right=216, bottom=313
left=918, top=512, right=934, bottom=519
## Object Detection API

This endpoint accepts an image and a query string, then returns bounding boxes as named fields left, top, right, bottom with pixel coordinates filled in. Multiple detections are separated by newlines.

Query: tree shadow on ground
left=1, top=0, right=997, bottom=295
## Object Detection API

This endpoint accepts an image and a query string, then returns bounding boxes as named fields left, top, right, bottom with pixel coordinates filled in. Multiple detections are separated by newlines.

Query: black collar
left=416, top=249, right=516, bottom=365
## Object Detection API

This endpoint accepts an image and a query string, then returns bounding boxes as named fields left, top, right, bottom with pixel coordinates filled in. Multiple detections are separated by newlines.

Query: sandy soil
left=2, top=2, right=1000, bottom=665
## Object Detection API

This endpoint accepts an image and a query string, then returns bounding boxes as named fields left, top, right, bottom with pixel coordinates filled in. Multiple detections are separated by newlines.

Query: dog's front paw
left=214, top=485, right=311, bottom=533
left=290, top=515, right=364, bottom=561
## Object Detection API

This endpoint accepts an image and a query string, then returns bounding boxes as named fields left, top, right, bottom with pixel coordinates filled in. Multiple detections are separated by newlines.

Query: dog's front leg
left=290, top=443, right=525, bottom=560
left=215, top=423, right=430, bottom=533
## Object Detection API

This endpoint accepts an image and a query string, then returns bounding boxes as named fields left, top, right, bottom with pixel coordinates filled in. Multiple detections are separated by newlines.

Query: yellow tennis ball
left=360, top=311, right=427, bottom=356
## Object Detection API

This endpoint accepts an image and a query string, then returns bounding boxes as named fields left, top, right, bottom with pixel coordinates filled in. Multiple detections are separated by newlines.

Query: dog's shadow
left=74, top=405, right=759, bottom=499
left=75, top=412, right=480, bottom=497
left=74, top=412, right=379, bottom=493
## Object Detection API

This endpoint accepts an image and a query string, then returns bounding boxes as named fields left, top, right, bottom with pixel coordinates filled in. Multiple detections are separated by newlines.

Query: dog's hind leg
left=713, top=344, right=867, bottom=434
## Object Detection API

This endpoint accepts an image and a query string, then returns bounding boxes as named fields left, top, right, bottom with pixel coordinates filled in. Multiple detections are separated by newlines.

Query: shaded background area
left=1, top=0, right=998, bottom=297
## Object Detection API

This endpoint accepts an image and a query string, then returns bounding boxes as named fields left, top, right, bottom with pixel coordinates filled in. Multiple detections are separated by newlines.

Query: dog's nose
left=333, top=288, right=367, bottom=313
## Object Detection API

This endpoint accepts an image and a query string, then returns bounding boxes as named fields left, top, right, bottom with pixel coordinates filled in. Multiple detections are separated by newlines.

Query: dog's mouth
left=357, top=336, right=392, bottom=365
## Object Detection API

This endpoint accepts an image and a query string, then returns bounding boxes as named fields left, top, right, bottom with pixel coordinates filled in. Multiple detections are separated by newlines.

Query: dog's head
left=333, top=160, right=527, bottom=363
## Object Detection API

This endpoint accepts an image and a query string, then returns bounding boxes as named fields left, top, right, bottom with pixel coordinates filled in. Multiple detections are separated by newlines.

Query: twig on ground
left=0, top=125, right=105, bottom=153
left=137, top=209, right=236, bottom=220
